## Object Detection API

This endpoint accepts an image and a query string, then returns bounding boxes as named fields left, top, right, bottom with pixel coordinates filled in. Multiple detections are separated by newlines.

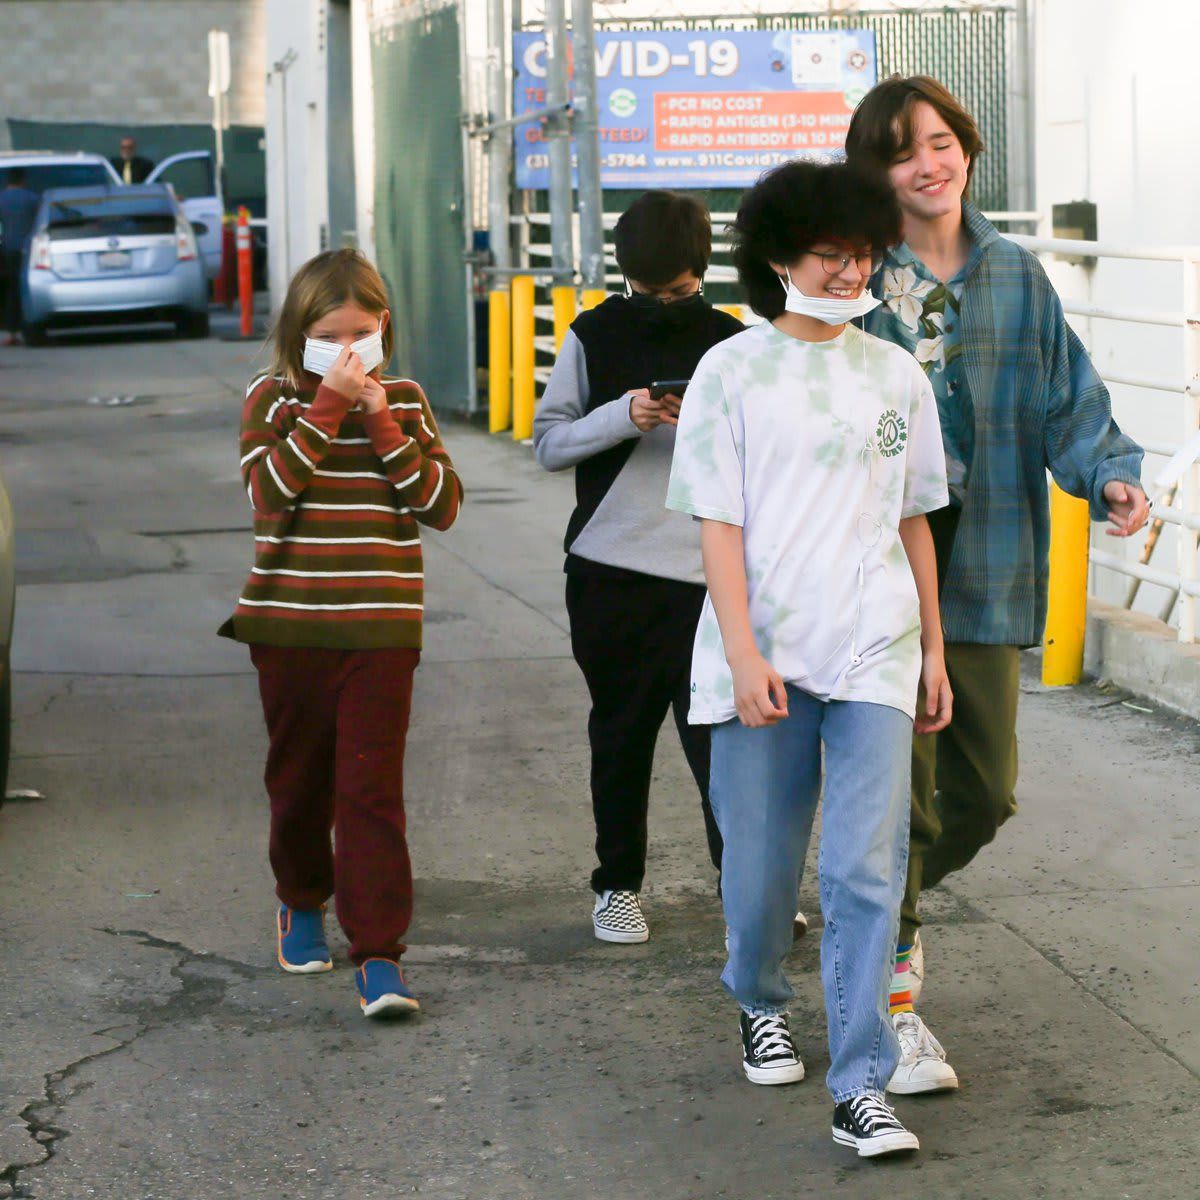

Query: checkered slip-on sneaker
left=592, top=889, right=649, bottom=944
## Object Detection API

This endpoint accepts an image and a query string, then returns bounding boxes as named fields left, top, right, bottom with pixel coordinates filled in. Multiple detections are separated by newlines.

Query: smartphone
left=649, top=379, right=690, bottom=401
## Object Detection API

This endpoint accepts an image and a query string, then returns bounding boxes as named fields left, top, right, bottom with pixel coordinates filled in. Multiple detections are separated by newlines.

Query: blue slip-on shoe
left=355, top=957, right=420, bottom=1017
left=276, top=904, right=333, bottom=974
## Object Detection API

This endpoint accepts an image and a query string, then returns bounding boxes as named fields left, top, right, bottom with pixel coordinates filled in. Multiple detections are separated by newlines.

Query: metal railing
left=493, top=218, right=1200, bottom=647
left=517, top=208, right=1040, bottom=379
left=1008, top=233, right=1200, bottom=643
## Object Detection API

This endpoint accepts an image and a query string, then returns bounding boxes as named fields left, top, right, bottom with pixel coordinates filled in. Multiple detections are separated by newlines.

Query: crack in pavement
left=0, top=930, right=264, bottom=1199
left=38, top=680, right=74, bottom=718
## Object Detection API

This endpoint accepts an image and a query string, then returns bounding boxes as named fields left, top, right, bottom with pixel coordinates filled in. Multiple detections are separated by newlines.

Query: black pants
left=2, top=252, right=22, bottom=334
left=565, top=571, right=722, bottom=894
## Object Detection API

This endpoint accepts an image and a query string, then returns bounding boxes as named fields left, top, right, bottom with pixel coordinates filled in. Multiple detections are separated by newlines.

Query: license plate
left=98, top=251, right=131, bottom=269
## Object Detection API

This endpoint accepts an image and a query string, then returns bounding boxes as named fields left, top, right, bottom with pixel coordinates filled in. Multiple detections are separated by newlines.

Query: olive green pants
left=900, top=642, right=1020, bottom=944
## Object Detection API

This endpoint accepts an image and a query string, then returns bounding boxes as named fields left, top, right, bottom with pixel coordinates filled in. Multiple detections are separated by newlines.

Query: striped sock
left=889, top=942, right=916, bottom=1016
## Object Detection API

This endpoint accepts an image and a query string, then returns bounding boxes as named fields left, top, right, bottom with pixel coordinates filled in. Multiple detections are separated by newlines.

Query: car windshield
left=46, top=195, right=176, bottom=241
left=0, top=163, right=113, bottom=194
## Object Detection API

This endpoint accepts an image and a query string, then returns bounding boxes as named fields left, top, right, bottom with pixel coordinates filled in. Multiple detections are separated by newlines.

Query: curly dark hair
left=731, top=160, right=902, bottom=320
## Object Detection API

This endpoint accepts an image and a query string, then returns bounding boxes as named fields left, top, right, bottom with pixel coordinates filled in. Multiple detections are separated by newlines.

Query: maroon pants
left=250, top=644, right=419, bottom=965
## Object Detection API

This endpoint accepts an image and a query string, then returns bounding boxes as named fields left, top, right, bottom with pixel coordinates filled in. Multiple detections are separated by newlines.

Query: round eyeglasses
left=803, top=249, right=883, bottom=277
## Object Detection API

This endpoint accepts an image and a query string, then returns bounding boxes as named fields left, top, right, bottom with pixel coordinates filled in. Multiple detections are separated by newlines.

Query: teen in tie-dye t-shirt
left=666, top=161, right=950, bottom=1158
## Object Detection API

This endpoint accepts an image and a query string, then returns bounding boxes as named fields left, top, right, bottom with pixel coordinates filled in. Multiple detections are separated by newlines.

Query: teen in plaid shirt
left=846, top=75, right=1149, bottom=1095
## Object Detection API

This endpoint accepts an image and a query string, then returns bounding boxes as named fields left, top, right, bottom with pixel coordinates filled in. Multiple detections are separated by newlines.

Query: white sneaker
left=890, top=931, right=924, bottom=1007
left=592, top=889, right=649, bottom=944
left=886, top=1011, right=959, bottom=1095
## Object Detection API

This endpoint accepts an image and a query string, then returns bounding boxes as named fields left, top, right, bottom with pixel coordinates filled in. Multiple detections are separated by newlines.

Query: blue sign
left=513, top=29, right=877, bottom=190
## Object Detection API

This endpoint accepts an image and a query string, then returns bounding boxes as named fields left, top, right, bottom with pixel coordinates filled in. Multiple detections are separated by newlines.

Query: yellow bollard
left=552, top=285, right=576, bottom=353
left=717, top=303, right=745, bottom=322
left=581, top=288, right=607, bottom=312
left=1042, top=482, right=1091, bottom=685
left=511, top=274, right=535, bottom=442
left=488, top=288, right=511, bottom=434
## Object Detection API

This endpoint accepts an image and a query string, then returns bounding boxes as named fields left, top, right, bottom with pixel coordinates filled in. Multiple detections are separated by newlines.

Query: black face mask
left=626, top=287, right=707, bottom=332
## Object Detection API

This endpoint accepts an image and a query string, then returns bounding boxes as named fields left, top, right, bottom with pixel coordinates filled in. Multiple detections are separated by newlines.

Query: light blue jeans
left=709, top=688, right=912, bottom=1102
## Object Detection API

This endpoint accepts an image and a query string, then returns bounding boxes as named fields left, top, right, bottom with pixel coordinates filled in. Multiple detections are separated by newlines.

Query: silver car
left=21, top=183, right=208, bottom=344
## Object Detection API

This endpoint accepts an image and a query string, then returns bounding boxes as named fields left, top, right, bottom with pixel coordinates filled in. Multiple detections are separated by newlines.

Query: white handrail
left=1009, top=234, right=1200, bottom=641
left=1008, top=233, right=1200, bottom=265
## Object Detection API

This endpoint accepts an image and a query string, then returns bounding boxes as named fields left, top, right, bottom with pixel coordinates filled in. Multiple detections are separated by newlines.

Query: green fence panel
left=371, top=6, right=472, bottom=413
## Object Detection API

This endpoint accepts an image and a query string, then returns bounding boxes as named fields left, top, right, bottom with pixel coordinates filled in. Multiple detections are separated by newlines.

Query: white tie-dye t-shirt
left=666, top=321, right=949, bottom=724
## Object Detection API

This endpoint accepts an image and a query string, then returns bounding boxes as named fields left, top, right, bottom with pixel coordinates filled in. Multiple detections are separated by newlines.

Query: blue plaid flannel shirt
left=864, top=204, right=1144, bottom=645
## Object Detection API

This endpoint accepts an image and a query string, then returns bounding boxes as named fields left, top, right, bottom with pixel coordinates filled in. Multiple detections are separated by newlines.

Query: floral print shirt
left=874, top=244, right=976, bottom=505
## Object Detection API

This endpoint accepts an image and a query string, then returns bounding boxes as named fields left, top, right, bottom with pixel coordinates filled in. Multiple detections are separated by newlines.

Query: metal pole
left=1042, top=482, right=1091, bottom=686
left=485, top=0, right=510, bottom=271
left=457, top=0, right=477, bottom=414
left=1007, top=0, right=1036, bottom=225
left=512, top=274, right=536, bottom=441
left=273, top=49, right=298, bottom=283
left=1180, top=254, right=1200, bottom=642
left=543, top=0, right=574, bottom=281
left=572, top=0, right=605, bottom=296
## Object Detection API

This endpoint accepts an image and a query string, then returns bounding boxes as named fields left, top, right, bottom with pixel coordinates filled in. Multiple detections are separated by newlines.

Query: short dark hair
left=845, top=75, right=984, bottom=192
left=613, top=190, right=712, bottom=287
left=731, top=160, right=902, bottom=320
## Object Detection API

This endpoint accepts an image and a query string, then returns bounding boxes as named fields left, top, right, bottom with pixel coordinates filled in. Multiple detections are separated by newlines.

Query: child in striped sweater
left=220, top=249, right=462, bottom=1017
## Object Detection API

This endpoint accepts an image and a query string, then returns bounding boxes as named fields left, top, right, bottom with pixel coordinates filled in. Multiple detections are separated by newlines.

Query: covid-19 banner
left=513, top=29, right=878, bottom=190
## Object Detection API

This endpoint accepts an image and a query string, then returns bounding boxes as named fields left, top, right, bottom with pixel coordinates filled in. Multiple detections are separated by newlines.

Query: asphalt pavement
left=0, top=318, right=1197, bottom=1199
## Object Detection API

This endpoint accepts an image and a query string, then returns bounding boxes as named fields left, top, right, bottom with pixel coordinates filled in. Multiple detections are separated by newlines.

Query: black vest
left=565, top=295, right=743, bottom=572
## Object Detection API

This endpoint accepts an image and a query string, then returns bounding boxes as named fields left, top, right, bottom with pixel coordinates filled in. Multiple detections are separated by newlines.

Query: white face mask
left=778, top=268, right=881, bottom=325
left=303, top=318, right=386, bottom=377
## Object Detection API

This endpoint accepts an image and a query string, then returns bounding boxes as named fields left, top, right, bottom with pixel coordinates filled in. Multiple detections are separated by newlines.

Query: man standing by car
left=111, top=136, right=155, bottom=185
left=0, top=168, right=39, bottom=345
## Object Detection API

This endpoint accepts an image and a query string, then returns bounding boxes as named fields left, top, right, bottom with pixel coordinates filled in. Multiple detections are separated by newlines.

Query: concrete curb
left=1085, top=600, right=1200, bottom=721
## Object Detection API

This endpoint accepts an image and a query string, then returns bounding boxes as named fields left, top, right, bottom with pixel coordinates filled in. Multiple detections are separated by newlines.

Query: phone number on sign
left=524, top=153, right=649, bottom=170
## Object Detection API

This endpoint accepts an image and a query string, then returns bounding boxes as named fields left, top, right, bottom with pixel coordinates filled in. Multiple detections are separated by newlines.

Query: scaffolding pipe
left=544, top=0, right=574, bottom=285
left=486, top=0, right=511, bottom=276
left=572, top=0, right=605, bottom=293
left=485, top=0, right=512, bottom=432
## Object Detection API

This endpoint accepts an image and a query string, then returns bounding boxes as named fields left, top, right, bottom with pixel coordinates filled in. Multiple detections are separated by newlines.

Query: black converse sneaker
left=740, top=1011, right=806, bottom=1085
left=592, top=890, right=649, bottom=944
left=832, top=1094, right=920, bottom=1157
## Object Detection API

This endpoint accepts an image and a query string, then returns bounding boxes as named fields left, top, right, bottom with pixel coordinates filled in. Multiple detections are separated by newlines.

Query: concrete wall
left=0, top=0, right=266, bottom=148
left=265, top=0, right=327, bottom=305
left=1032, top=0, right=1200, bottom=621
left=265, top=0, right=375, bottom=305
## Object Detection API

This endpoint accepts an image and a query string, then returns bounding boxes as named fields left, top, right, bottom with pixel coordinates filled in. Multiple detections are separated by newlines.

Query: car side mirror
left=190, top=222, right=207, bottom=237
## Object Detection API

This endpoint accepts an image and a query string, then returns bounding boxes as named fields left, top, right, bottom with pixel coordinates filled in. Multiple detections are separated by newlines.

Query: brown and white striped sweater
left=220, top=371, right=462, bottom=650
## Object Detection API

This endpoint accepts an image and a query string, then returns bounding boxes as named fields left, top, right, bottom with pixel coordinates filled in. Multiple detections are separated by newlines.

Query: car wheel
left=176, top=311, right=210, bottom=339
left=0, top=653, right=10, bottom=804
left=22, top=322, right=47, bottom=347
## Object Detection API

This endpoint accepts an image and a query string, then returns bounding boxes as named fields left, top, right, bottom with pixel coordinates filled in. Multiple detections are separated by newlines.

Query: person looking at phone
left=533, top=190, right=743, bottom=945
